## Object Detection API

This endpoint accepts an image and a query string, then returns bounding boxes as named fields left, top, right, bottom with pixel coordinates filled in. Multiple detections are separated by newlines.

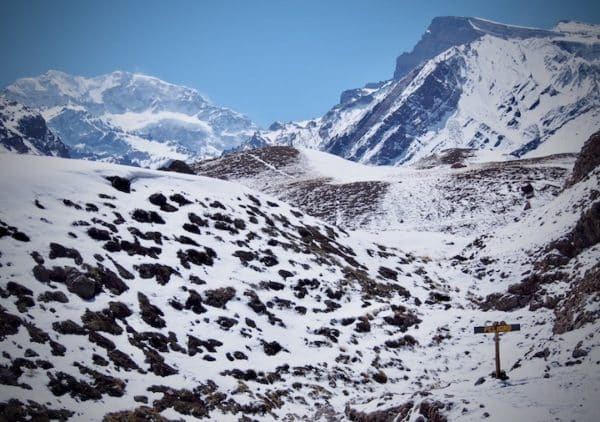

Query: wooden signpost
left=474, top=321, right=520, bottom=379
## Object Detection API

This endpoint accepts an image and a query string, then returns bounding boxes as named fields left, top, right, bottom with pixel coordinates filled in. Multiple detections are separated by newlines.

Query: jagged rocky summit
left=245, top=17, right=600, bottom=166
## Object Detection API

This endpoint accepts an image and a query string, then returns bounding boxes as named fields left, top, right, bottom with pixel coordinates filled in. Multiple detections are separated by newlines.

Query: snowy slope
left=0, top=143, right=598, bottom=420
left=0, top=96, right=69, bottom=158
left=2, top=70, right=257, bottom=167
left=195, top=146, right=574, bottom=239
left=246, top=18, right=599, bottom=166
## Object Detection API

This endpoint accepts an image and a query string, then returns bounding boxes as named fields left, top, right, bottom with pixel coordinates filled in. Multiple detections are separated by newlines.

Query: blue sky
left=1, top=0, right=599, bottom=127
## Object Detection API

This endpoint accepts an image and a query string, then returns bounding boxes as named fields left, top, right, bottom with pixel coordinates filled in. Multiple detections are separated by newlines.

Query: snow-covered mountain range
left=2, top=71, right=257, bottom=167
left=0, top=131, right=598, bottom=420
left=246, top=17, right=600, bottom=165
left=0, top=96, right=69, bottom=158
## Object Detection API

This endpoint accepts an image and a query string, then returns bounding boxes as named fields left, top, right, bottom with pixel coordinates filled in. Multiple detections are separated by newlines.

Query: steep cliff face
left=393, top=16, right=561, bottom=80
left=0, top=96, right=69, bottom=157
left=245, top=18, right=599, bottom=166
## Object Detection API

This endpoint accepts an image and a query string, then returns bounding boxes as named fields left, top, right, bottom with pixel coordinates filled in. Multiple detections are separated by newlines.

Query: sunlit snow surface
left=0, top=153, right=598, bottom=420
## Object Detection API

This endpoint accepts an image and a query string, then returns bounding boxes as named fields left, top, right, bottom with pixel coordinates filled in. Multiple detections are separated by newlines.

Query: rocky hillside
left=194, top=146, right=574, bottom=236
left=2, top=70, right=256, bottom=167
left=244, top=18, right=599, bottom=166
left=0, top=136, right=598, bottom=420
left=0, top=96, right=69, bottom=158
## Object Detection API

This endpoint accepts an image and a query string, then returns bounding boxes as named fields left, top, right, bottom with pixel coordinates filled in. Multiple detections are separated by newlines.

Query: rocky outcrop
left=566, top=130, right=600, bottom=186
left=0, top=96, right=69, bottom=157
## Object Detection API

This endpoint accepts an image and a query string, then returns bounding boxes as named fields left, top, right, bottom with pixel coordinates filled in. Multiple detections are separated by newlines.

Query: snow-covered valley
left=0, top=130, right=598, bottom=420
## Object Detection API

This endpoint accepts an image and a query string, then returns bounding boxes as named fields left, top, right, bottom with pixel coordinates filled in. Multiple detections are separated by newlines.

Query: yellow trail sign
left=473, top=322, right=521, bottom=379
left=474, top=324, right=520, bottom=334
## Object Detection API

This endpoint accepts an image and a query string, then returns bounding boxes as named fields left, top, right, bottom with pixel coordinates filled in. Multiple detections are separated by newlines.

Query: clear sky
left=1, top=0, right=599, bottom=127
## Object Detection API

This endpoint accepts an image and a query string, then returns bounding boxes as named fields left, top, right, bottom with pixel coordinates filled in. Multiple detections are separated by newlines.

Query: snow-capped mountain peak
left=241, top=16, right=599, bottom=166
left=2, top=71, right=257, bottom=167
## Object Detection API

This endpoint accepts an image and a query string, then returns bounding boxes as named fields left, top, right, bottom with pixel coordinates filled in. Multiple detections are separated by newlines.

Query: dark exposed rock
left=111, top=238, right=162, bottom=258
left=49, top=339, right=67, bottom=356
left=138, top=292, right=166, bottom=328
left=30, top=251, right=44, bottom=265
left=6, top=281, right=33, bottom=297
left=152, top=386, right=209, bottom=418
left=372, top=370, right=388, bottom=384
left=134, top=395, right=148, bottom=404
left=108, top=301, right=133, bottom=319
left=385, top=335, right=418, bottom=349
left=37, top=290, right=69, bottom=303
left=521, top=183, right=534, bottom=198
left=554, top=264, right=600, bottom=334
left=148, top=193, right=179, bottom=212
left=128, top=227, right=163, bottom=245
left=178, top=248, right=215, bottom=268
left=174, top=235, right=199, bottom=246
left=103, top=406, right=175, bottom=421
left=131, top=209, right=165, bottom=224
left=149, top=193, right=168, bottom=206
left=204, top=287, right=236, bottom=308
left=64, top=267, right=101, bottom=300
left=89, top=331, right=116, bottom=350
left=216, top=316, right=238, bottom=330
left=188, top=212, right=208, bottom=227
left=567, top=130, right=600, bottom=186
left=278, top=269, right=294, bottom=279
left=144, top=349, right=178, bottom=377
left=81, top=308, right=123, bottom=335
left=52, top=319, right=87, bottom=335
left=383, top=306, right=421, bottom=332
left=0, top=399, right=74, bottom=422
left=93, top=354, right=109, bottom=366
left=87, top=227, right=112, bottom=241
left=11, top=231, right=30, bottom=242
left=108, top=349, right=140, bottom=371
left=108, top=257, right=135, bottom=280
left=378, top=266, right=398, bottom=280
left=32, top=264, right=50, bottom=283
left=23, top=321, right=49, bottom=343
left=87, top=265, right=129, bottom=295
left=550, top=201, right=600, bottom=260
left=346, top=400, right=413, bottom=422
left=48, top=242, right=83, bottom=264
left=48, top=371, right=102, bottom=401
left=183, top=223, right=201, bottom=234
left=263, top=340, right=283, bottom=356
left=185, top=289, right=207, bottom=314
left=354, top=316, right=371, bottom=333
left=105, top=176, right=131, bottom=193
left=170, top=193, right=193, bottom=206
left=135, top=263, right=179, bottom=285
left=0, top=364, right=23, bottom=387
left=75, top=362, right=126, bottom=397
left=62, top=199, right=82, bottom=210
left=260, top=255, right=279, bottom=267
left=160, top=159, right=195, bottom=175
left=187, top=335, right=223, bottom=356
left=419, top=400, right=448, bottom=422
left=233, top=250, right=256, bottom=264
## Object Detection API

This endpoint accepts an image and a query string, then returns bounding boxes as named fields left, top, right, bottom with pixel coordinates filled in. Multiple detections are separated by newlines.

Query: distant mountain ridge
left=0, top=96, right=69, bottom=157
left=2, top=70, right=257, bottom=167
left=242, top=17, right=600, bottom=166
